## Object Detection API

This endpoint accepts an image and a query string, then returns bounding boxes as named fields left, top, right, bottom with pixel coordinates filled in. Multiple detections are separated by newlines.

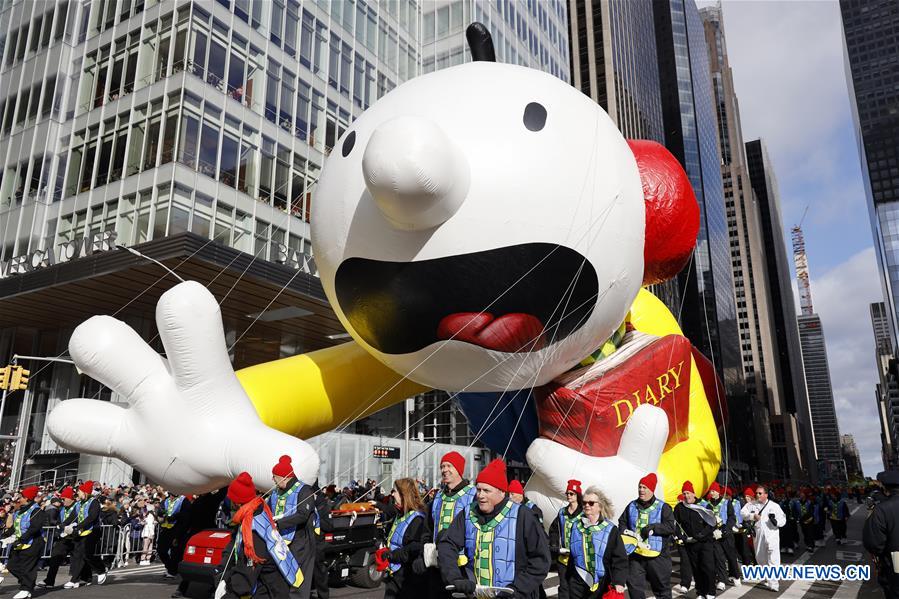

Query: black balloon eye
left=342, top=131, right=356, bottom=157
left=523, top=102, right=547, bottom=132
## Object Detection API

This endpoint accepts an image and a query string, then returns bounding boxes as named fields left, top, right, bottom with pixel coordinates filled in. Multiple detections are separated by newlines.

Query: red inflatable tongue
left=437, top=313, right=547, bottom=353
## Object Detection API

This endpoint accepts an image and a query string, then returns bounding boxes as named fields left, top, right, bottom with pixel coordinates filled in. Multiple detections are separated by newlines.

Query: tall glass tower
left=652, top=0, right=740, bottom=412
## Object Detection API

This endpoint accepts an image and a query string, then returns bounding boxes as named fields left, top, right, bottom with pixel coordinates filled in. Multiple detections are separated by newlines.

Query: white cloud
left=808, top=247, right=884, bottom=476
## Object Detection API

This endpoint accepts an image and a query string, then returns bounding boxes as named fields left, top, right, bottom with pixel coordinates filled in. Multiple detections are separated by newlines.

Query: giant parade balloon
left=47, top=23, right=722, bottom=519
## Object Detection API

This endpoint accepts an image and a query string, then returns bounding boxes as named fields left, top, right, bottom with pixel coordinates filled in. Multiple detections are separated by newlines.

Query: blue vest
left=77, top=498, right=98, bottom=535
left=570, top=518, right=614, bottom=589
left=61, top=502, right=79, bottom=523
left=268, top=482, right=320, bottom=542
left=557, top=507, right=581, bottom=549
left=463, top=501, right=519, bottom=588
left=432, top=483, right=477, bottom=541
left=161, top=496, right=185, bottom=529
left=387, top=511, right=424, bottom=573
left=733, top=499, right=743, bottom=525
left=710, top=499, right=730, bottom=528
left=237, top=511, right=304, bottom=588
left=830, top=498, right=848, bottom=520
left=14, top=504, right=43, bottom=548
left=625, top=499, right=664, bottom=552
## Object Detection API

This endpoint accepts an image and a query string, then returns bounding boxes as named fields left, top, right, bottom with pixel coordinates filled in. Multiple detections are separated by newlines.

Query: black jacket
left=272, top=478, right=317, bottom=564
left=223, top=505, right=287, bottom=598
left=72, top=498, right=101, bottom=535
left=864, top=492, right=899, bottom=584
left=674, top=502, right=715, bottom=543
left=12, top=502, right=47, bottom=547
left=438, top=496, right=550, bottom=599
left=157, top=496, right=190, bottom=534
left=381, top=504, right=429, bottom=599
left=617, top=497, right=676, bottom=557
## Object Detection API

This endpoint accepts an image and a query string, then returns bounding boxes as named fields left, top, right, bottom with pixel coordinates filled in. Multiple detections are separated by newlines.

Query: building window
left=219, top=134, right=239, bottom=188
left=178, top=113, right=199, bottom=168
left=198, top=123, right=219, bottom=178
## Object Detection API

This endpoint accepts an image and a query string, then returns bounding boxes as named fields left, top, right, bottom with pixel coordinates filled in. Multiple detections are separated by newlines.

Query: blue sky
left=708, top=0, right=883, bottom=476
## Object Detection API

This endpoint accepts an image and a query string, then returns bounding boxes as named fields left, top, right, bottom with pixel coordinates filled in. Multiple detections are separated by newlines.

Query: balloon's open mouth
left=334, top=243, right=599, bottom=354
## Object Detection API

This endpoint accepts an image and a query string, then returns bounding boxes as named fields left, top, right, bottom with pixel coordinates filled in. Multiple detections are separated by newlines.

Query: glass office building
left=653, top=0, right=739, bottom=398
left=0, top=0, right=569, bottom=486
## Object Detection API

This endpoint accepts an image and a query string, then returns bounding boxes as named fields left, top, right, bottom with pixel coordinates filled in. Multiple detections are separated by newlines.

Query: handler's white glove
left=713, top=529, right=722, bottom=540
left=558, top=547, right=570, bottom=556
left=214, top=580, right=227, bottom=599
left=0, top=536, right=16, bottom=547
left=423, top=542, right=439, bottom=568
left=46, top=282, right=320, bottom=494
left=525, top=405, right=669, bottom=522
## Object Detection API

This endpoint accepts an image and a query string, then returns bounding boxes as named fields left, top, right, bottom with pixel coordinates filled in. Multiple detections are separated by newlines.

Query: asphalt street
left=0, top=504, right=881, bottom=599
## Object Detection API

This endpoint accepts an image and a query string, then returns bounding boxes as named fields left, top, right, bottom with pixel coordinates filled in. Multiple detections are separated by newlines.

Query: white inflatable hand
left=525, top=404, right=668, bottom=522
left=47, top=281, right=319, bottom=495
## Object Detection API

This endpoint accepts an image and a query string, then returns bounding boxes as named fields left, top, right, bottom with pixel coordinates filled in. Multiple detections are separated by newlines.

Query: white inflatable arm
left=47, top=281, right=319, bottom=494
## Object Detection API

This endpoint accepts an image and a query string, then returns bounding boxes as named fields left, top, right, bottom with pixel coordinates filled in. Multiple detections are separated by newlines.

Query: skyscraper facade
left=567, top=0, right=683, bottom=310
left=652, top=0, right=741, bottom=418
left=871, top=301, right=899, bottom=469
left=700, top=4, right=780, bottom=480
left=422, top=0, right=569, bottom=80
left=840, top=433, right=863, bottom=479
left=745, top=139, right=814, bottom=480
left=793, top=224, right=842, bottom=463
left=841, top=0, right=899, bottom=349
left=567, top=0, right=663, bottom=141
left=0, top=0, right=426, bottom=485
left=798, top=313, right=842, bottom=463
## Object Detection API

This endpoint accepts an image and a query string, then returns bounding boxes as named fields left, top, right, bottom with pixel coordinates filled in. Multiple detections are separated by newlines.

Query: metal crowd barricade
left=0, top=524, right=160, bottom=567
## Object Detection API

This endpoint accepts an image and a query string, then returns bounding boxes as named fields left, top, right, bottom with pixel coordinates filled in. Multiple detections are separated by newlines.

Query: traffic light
left=0, top=366, right=9, bottom=390
left=9, top=367, right=29, bottom=391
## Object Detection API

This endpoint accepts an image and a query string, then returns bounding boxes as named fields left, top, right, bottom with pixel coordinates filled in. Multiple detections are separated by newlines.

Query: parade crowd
left=0, top=455, right=877, bottom=599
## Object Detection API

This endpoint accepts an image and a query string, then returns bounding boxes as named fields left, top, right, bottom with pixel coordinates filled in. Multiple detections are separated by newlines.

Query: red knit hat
left=59, top=487, right=74, bottom=500
left=509, top=480, right=524, bottom=494
left=743, top=486, right=755, bottom=497
left=440, top=451, right=465, bottom=477
left=475, top=459, right=508, bottom=492
left=228, top=472, right=257, bottom=505
left=21, top=486, right=38, bottom=501
left=639, top=473, right=657, bottom=493
left=79, top=481, right=94, bottom=495
left=272, top=455, right=294, bottom=478
left=709, top=481, right=722, bottom=495
left=682, top=481, right=694, bottom=494
left=566, top=479, right=583, bottom=495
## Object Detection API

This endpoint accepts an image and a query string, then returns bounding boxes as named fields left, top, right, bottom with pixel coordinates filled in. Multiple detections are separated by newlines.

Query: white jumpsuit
left=741, top=500, right=786, bottom=590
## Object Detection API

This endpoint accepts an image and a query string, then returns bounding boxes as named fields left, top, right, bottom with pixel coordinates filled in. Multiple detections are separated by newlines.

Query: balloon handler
left=268, top=455, right=318, bottom=599
left=437, top=459, right=549, bottom=599
left=46, top=23, right=725, bottom=527
left=218, top=472, right=303, bottom=599
left=617, top=473, right=676, bottom=599
left=2, top=486, right=47, bottom=599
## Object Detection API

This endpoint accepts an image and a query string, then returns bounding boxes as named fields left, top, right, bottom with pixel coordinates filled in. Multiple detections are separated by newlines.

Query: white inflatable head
left=312, top=61, right=645, bottom=392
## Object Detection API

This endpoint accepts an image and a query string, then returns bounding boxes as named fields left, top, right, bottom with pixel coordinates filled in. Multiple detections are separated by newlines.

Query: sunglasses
left=756, top=491, right=765, bottom=495
left=565, top=491, right=577, bottom=496
left=583, top=501, right=598, bottom=506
